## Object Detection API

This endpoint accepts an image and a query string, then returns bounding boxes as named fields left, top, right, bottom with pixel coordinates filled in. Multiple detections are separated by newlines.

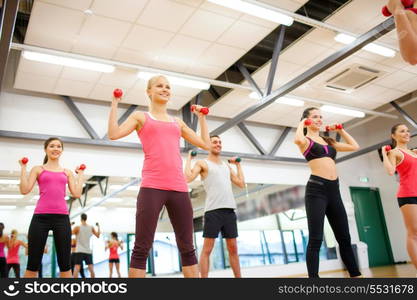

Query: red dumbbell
left=407, top=7, right=417, bottom=14
left=325, top=124, right=343, bottom=131
left=76, top=164, right=86, bottom=174
left=191, top=105, right=209, bottom=115
left=304, top=119, right=312, bottom=126
left=113, top=88, right=123, bottom=98
left=382, top=0, right=414, bottom=17
left=385, top=145, right=392, bottom=152
left=21, top=157, right=29, bottom=164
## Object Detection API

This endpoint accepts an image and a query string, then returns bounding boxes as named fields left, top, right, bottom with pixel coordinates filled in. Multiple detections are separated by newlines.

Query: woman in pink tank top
left=382, top=124, right=417, bottom=271
left=19, top=138, right=85, bottom=278
left=105, top=232, right=123, bottom=278
left=108, top=75, right=210, bottom=278
left=6, top=229, right=27, bottom=278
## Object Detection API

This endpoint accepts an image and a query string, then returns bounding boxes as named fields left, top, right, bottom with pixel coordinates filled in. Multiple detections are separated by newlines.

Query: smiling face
left=209, top=136, right=222, bottom=155
left=44, top=139, right=63, bottom=161
left=306, top=108, right=323, bottom=130
left=392, top=124, right=410, bottom=145
left=147, top=75, right=171, bottom=103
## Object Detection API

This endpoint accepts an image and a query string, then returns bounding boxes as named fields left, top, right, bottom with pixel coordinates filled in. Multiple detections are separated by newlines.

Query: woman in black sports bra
left=294, top=107, right=362, bottom=278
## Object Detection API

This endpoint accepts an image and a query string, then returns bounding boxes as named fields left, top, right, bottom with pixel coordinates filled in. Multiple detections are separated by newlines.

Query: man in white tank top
left=72, top=213, right=100, bottom=278
left=185, top=135, right=245, bottom=277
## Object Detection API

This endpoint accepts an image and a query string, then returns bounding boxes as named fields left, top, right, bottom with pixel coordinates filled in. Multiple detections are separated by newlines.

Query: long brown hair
left=390, top=123, right=407, bottom=149
left=43, top=137, right=64, bottom=164
left=0, top=223, right=4, bottom=238
left=301, top=107, right=336, bottom=145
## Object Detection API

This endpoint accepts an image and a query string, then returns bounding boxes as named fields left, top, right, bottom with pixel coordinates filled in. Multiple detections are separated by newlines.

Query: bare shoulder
left=173, top=116, right=185, bottom=128
left=132, top=111, right=146, bottom=122
left=31, top=165, right=43, bottom=174
left=198, top=159, right=208, bottom=170
left=63, top=168, right=73, bottom=176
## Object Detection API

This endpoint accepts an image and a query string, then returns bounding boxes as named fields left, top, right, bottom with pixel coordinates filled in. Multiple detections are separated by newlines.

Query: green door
left=350, top=187, right=394, bottom=267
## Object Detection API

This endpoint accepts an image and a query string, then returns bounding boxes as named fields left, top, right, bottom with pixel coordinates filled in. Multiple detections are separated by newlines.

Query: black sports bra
left=303, top=137, right=337, bottom=162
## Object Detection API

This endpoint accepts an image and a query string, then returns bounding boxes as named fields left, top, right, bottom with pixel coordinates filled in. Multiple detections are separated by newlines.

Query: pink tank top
left=396, top=149, right=417, bottom=197
left=34, top=169, right=69, bottom=214
left=137, top=113, right=188, bottom=192
left=0, top=241, right=5, bottom=258
left=109, top=243, right=119, bottom=260
left=6, top=242, right=20, bottom=264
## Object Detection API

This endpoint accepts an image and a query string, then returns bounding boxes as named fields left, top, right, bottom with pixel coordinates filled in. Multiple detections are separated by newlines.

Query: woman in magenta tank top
left=382, top=124, right=417, bottom=271
left=108, top=75, right=210, bottom=278
left=105, top=232, right=123, bottom=278
left=19, top=138, right=85, bottom=278
left=6, top=229, right=27, bottom=278
left=0, top=223, right=9, bottom=277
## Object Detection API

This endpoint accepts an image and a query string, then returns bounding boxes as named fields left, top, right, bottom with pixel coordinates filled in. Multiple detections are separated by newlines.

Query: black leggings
left=305, top=175, right=361, bottom=278
left=27, top=214, right=71, bottom=272
left=0, top=257, right=7, bottom=278
left=7, top=264, right=20, bottom=278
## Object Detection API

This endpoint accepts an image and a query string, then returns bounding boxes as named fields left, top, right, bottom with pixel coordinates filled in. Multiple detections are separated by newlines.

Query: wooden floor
left=286, top=264, right=416, bottom=278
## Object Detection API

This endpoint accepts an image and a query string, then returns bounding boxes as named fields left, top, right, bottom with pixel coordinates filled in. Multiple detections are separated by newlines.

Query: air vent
left=324, top=64, right=386, bottom=93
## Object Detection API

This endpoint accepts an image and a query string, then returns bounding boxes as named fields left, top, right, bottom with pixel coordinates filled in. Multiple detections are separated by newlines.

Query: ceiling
left=13, top=0, right=308, bottom=110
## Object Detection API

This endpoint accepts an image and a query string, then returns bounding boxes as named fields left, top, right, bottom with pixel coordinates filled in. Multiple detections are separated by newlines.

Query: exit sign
left=359, top=176, right=369, bottom=183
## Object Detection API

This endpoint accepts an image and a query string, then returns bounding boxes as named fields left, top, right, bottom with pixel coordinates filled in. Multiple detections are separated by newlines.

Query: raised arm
left=294, top=119, right=309, bottom=150
left=66, top=167, right=84, bottom=199
left=19, top=163, right=40, bottom=195
left=177, top=107, right=210, bottom=150
left=228, top=161, right=245, bottom=188
left=382, top=147, right=399, bottom=176
left=92, top=223, right=101, bottom=238
left=332, top=127, right=360, bottom=152
left=184, top=151, right=204, bottom=183
left=107, top=94, right=143, bottom=140
left=389, top=1, right=417, bottom=64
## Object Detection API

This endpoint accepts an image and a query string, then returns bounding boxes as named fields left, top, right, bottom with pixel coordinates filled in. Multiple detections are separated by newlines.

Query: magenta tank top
left=34, top=169, right=69, bottom=214
left=137, top=113, right=188, bottom=192
left=0, top=241, right=5, bottom=258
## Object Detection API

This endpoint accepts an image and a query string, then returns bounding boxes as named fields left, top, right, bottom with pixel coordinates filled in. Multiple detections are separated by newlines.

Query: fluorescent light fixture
left=0, top=195, right=24, bottom=199
left=109, top=185, right=138, bottom=191
left=363, top=43, right=396, bottom=58
left=249, top=92, right=304, bottom=107
left=0, top=179, right=20, bottom=185
left=321, top=105, right=365, bottom=118
left=276, top=97, right=304, bottom=107
left=137, top=71, right=210, bottom=90
left=334, top=33, right=356, bottom=44
left=0, top=205, right=17, bottom=210
left=22, top=51, right=115, bottom=73
left=334, top=33, right=395, bottom=57
left=249, top=91, right=262, bottom=100
left=208, top=0, right=293, bottom=26
left=25, top=205, right=36, bottom=210
left=31, top=195, right=40, bottom=201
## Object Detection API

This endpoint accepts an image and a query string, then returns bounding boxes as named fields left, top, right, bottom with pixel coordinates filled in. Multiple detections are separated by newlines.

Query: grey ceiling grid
left=187, top=0, right=351, bottom=109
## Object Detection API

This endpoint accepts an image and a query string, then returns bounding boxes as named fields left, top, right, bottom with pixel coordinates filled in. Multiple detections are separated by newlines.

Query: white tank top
left=76, top=224, right=93, bottom=254
left=202, top=159, right=237, bottom=212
